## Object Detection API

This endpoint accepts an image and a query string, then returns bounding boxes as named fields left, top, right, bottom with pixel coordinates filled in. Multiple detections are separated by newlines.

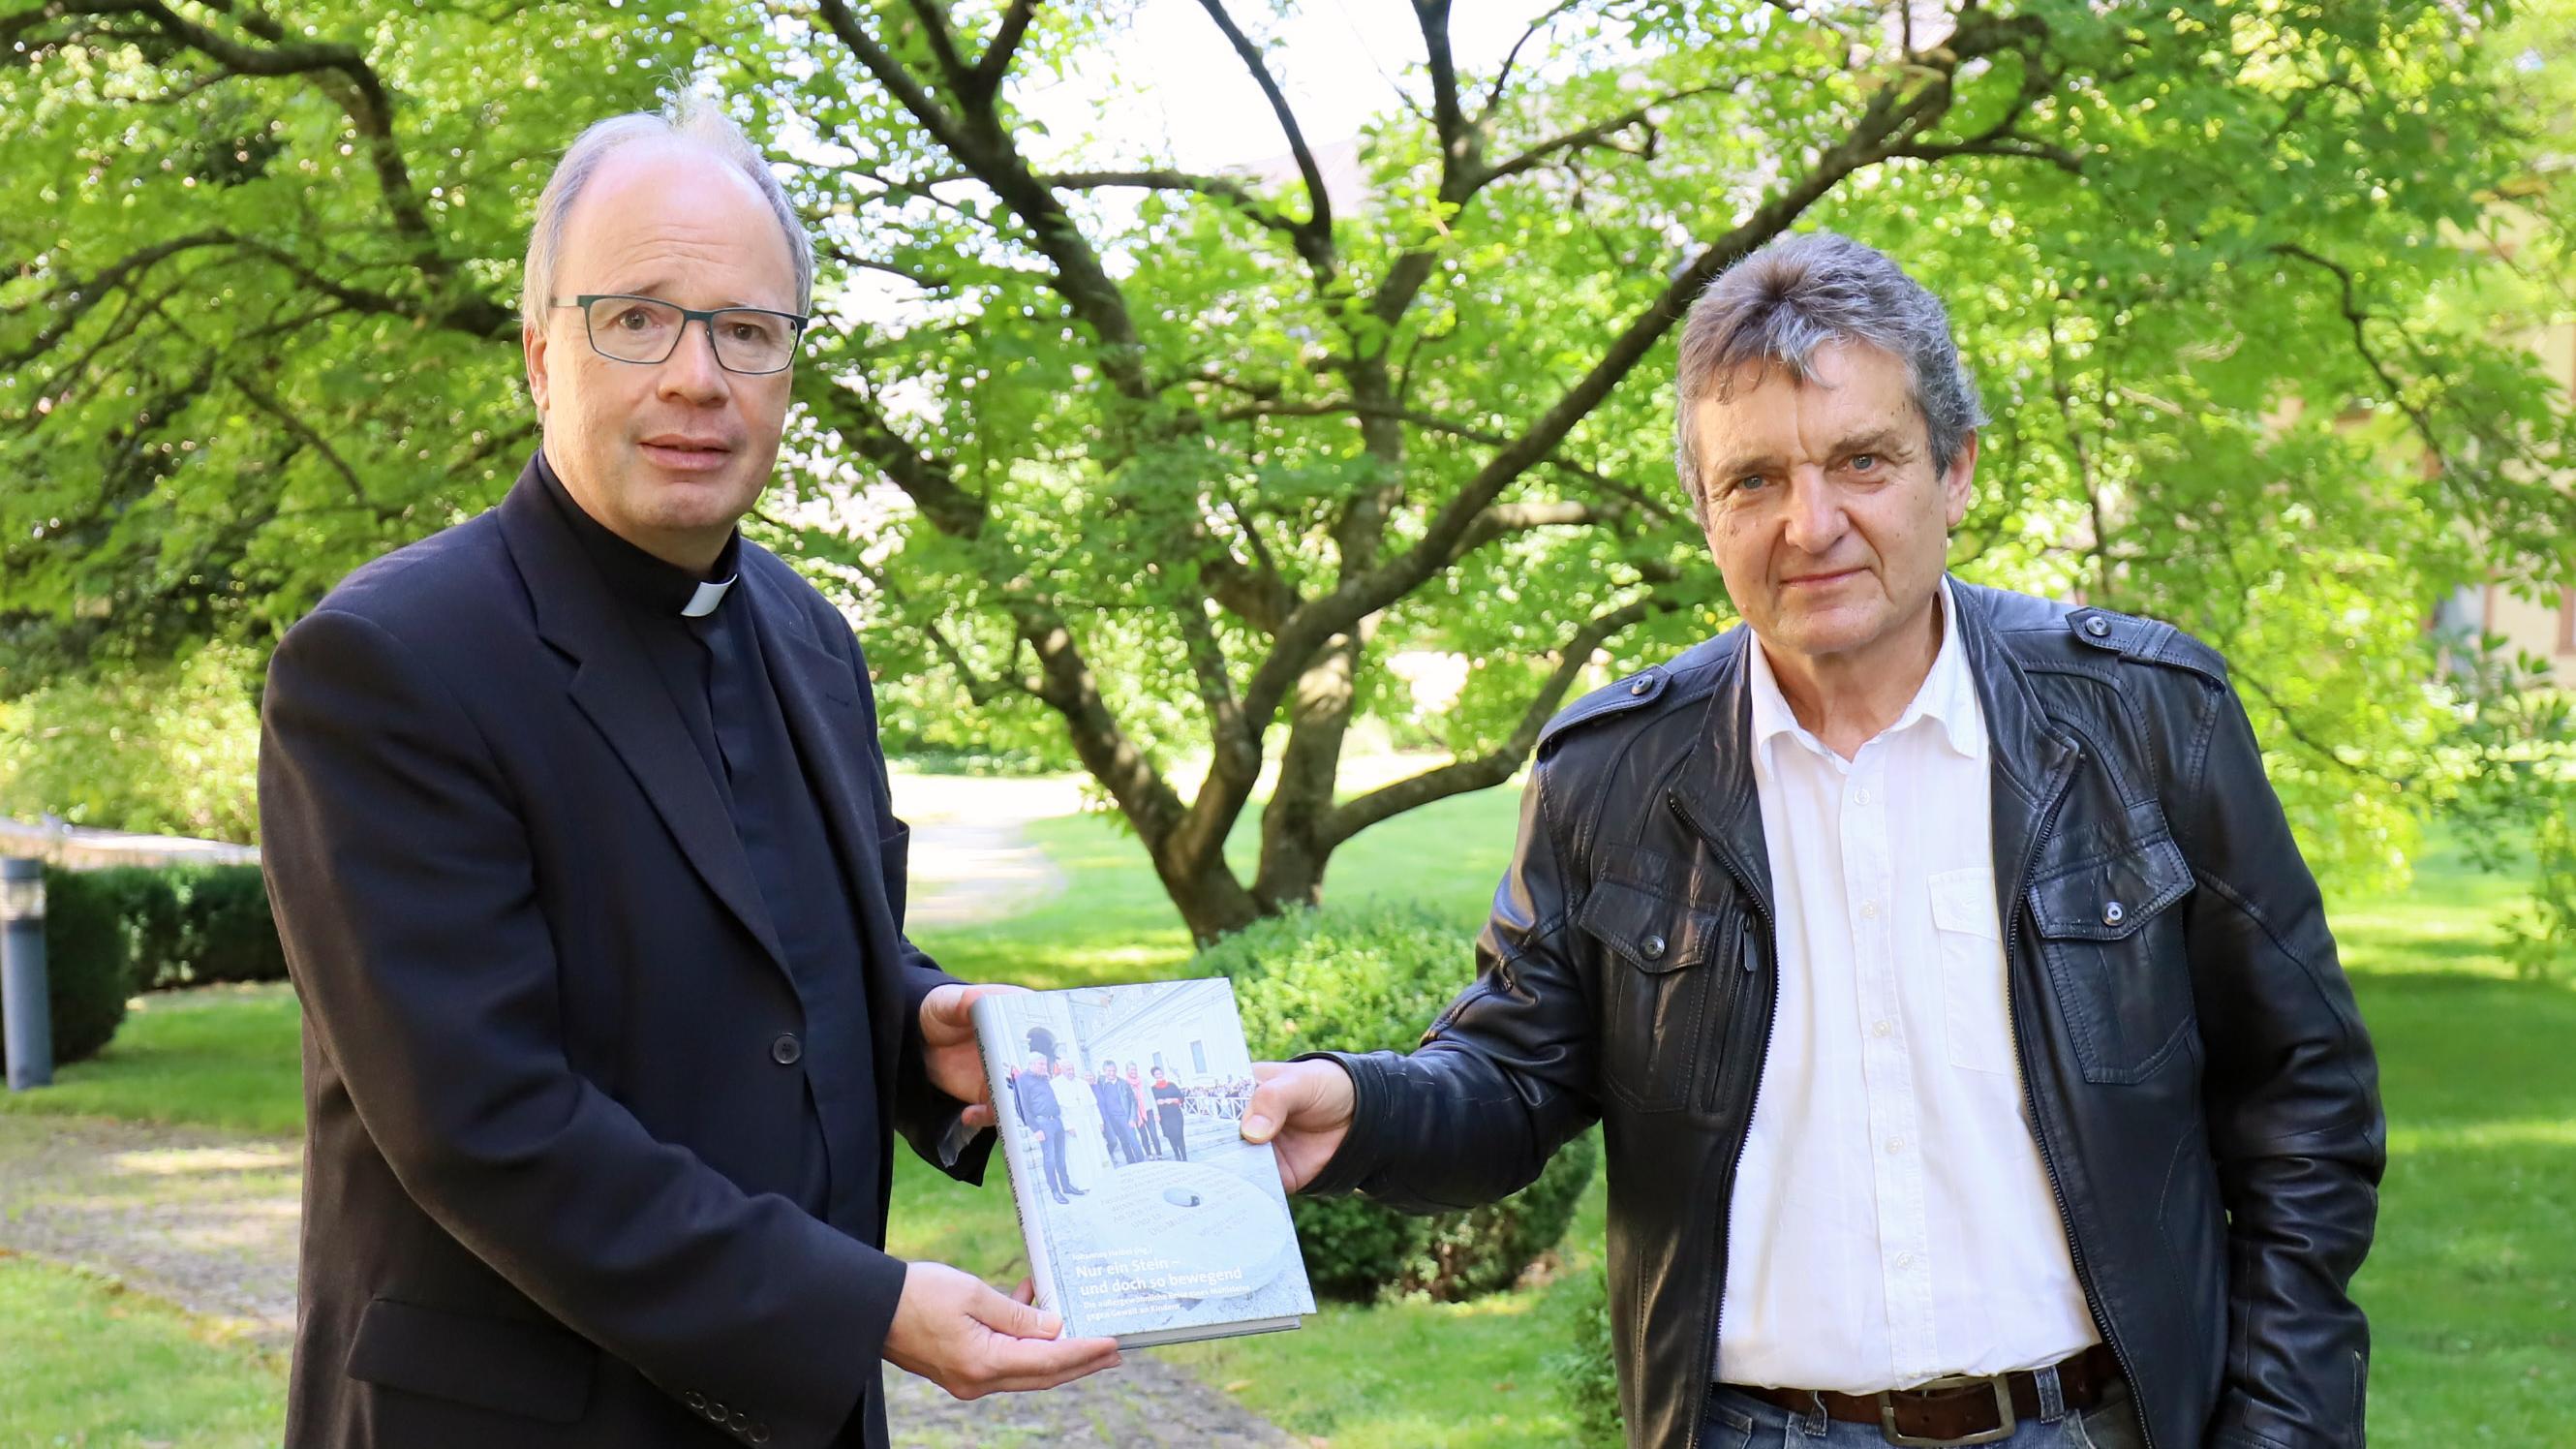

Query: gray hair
left=1672, top=231, right=1986, bottom=514
left=520, top=97, right=815, bottom=331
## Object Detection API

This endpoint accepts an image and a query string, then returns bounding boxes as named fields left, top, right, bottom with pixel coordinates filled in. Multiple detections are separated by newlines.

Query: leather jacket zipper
left=1684, top=843, right=1777, bottom=1449
left=2005, top=743, right=2154, bottom=1449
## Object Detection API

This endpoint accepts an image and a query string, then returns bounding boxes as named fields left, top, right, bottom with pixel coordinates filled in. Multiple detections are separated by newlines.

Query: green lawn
left=0, top=982, right=303, bottom=1137
left=0, top=1251, right=287, bottom=1448
left=1, top=785, right=2569, bottom=1445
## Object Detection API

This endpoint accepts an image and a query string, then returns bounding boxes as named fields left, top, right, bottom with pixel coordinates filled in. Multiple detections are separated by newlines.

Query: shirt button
left=1885, top=1137, right=1904, bottom=1155
left=1872, top=1020, right=1893, bottom=1038
left=771, top=1033, right=802, bottom=1065
left=1859, top=901, right=1879, bottom=920
left=1895, top=1250, right=1916, bottom=1269
left=1854, top=787, right=1872, bottom=806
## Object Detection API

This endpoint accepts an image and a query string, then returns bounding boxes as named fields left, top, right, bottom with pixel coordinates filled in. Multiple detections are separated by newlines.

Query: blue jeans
left=1703, top=1369, right=2145, bottom=1449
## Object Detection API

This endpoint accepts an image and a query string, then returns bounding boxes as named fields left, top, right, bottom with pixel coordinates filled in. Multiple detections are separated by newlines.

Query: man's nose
left=1779, top=468, right=1846, bottom=554
left=657, top=319, right=733, bottom=404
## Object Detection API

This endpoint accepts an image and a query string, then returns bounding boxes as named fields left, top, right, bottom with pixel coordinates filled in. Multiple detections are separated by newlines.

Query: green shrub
left=1545, top=1259, right=1623, bottom=1447
left=0, top=867, right=134, bottom=1065
left=81, top=866, right=189, bottom=989
left=77, top=865, right=287, bottom=991
left=179, top=867, right=286, bottom=985
left=1200, top=903, right=1599, bottom=1302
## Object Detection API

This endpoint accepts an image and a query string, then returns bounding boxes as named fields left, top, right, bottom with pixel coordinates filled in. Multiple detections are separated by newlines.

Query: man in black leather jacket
left=1243, top=233, right=2381, bottom=1449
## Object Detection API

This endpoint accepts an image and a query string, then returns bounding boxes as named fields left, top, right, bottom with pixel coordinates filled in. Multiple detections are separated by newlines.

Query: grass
left=2332, top=845, right=2576, bottom=1444
left=0, top=982, right=301, bottom=1138
left=1, top=783, right=2568, bottom=1445
left=0, top=1251, right=287, bottom=1448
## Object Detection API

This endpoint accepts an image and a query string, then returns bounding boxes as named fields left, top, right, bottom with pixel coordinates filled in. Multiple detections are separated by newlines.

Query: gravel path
left=887, top=770, right=1083, bottom=929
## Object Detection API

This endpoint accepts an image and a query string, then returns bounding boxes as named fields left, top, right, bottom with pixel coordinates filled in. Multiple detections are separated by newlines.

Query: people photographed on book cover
left=256, top=100, right=1119, bottom=1449
left=1241, top=232, right=2382, bottom=1449
left=973, top=982, right=1314, bottom=1347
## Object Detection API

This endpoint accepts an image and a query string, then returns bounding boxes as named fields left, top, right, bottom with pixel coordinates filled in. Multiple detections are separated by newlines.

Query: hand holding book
left=883, top=1261, right=1121, bottom=1399
left=1238, top=1060, right=1356, bottom=1194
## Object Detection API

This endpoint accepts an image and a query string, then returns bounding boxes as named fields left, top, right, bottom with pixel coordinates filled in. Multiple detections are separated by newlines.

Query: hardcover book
left=971, top=977, right=1314, bottom=1348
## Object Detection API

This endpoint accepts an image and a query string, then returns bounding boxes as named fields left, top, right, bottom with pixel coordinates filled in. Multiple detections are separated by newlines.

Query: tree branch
left=1211, top=396, right=1681, bottom=526
left=1236, top=75, right=1957, bottom=737
left=899, top=0, right=976, bottom=97
left=1319, top=591, right=1673, bottom=848
left=71, top=1, right=446, bottom=263
left=227, top=370, right=379, bottom=512
left=2269, top=242, right=2448, bottom=471
left=1480, top=87, right=1725, bottom=187
left=1041, top=169, right=1303, bottom=236
left=1189, top=0, right=1334, bottom=261
left=1480, top=0, right=1582, bottom=120
left=968, top=0, right=1041, bottom=101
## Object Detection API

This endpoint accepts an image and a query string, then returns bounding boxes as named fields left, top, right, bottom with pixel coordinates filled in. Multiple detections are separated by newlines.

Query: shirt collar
left=1745, top=576, right=1986, bottom=775
left=536, top=448, right=741, bottom=620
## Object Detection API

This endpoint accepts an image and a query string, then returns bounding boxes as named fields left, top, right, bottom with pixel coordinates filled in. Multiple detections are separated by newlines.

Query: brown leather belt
left=1722, top=1343, right=2122, bottom=1447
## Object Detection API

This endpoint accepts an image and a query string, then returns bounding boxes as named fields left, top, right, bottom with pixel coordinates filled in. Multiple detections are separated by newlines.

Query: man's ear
left=1942, top=430, right=1980, bottom=530
left=524, top=317, right=552, bottom=417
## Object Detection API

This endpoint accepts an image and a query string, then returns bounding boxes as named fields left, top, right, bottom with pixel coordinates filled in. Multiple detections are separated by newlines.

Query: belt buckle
left=1877, top=1373, right=2017, bottom=1448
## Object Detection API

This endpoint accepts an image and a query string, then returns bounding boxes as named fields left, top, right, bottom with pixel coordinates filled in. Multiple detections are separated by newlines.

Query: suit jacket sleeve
left=261, top=605, right=907, bottom=1449
left=2180, top=678, right=2384, bottom=1449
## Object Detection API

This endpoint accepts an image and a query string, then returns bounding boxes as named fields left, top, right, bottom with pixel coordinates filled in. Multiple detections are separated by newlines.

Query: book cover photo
left=971, top=977, right=1316, bottom=1349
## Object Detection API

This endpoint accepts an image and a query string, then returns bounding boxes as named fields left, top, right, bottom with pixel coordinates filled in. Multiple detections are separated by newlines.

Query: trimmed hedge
left=0, top=867, right=135, bottom=1065
left=83, top=864, right=286, bottom=991
left=1197, top=903, right=1599, bottom=1302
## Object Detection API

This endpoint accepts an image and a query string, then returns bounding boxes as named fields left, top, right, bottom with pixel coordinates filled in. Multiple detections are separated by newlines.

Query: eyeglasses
left=550, top=293, right=809, bottom=375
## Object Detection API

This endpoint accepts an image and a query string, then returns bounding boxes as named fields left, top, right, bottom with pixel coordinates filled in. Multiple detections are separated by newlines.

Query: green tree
left=5, top=1, right=2570, bottom=940
left=0, top=640, right=262, bottom=841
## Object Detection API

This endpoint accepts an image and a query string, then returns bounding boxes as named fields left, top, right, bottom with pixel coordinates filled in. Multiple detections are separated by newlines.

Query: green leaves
left=4, top=0, right=2569, bottom=935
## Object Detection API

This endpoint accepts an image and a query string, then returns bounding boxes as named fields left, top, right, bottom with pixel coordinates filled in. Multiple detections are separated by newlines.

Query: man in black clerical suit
left=257, top=102, right=1118, bottom=1449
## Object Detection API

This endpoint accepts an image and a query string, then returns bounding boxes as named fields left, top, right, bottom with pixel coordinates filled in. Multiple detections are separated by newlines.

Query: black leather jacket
left=1308, top=581, right=2382, bottom=1449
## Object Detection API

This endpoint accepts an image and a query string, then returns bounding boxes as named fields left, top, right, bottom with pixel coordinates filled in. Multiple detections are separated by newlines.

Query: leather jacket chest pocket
left=1576, top=877, right=1739, bottom=1112
left=2029, top=834, right=2196, bottom=1085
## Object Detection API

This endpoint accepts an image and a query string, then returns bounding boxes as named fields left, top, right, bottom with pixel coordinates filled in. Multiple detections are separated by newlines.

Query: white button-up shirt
left=1716, top=579, right=2098, bottom=1391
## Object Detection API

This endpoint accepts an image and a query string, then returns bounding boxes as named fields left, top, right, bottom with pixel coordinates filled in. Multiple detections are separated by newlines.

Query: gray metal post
left=2, top=857, right=51, bottom=1091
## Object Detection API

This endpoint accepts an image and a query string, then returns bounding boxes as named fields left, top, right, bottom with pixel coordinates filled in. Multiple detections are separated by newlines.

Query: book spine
left=968, top=995, right=1061, bottom=1327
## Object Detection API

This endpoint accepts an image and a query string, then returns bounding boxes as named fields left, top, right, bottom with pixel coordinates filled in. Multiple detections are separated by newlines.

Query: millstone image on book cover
left=972, top=977, right=1315, bottom=1348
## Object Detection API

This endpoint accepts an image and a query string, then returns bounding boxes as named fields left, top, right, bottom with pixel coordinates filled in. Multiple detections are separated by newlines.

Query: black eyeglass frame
left=548, top=293, right=811, bottom=376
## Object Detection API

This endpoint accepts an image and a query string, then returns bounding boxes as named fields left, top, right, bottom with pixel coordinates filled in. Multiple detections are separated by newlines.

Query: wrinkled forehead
left=1691, top=341, right=1925, bottom=452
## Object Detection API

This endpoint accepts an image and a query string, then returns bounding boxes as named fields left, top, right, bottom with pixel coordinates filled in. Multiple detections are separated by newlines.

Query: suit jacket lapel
left=745, top=564, right=909, bottom=1111
left=495, top=464, right=789, bottom=974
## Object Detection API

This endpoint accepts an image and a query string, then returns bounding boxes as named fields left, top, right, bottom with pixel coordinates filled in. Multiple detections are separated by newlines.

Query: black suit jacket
left=259, top=457, right=995, bottom=1449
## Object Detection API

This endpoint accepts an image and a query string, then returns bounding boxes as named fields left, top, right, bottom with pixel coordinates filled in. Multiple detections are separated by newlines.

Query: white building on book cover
left=972, top=977, right=1315, bottom=1348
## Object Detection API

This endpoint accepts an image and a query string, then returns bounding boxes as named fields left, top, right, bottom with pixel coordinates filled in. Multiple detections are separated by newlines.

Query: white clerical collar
left=681, top=576, right=736, bottom=618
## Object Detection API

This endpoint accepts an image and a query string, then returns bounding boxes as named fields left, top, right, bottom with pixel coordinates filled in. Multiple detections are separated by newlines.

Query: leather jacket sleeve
left=1302, top=762, right=1603, bottom=1208
left=2178, top=679, right=2385, bottom=1448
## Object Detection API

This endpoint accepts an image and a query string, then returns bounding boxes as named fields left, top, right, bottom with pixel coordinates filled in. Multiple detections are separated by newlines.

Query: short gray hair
left=1672, top=231, right=1986, bottom=514
left=521, top=98, right=814, bottom=331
